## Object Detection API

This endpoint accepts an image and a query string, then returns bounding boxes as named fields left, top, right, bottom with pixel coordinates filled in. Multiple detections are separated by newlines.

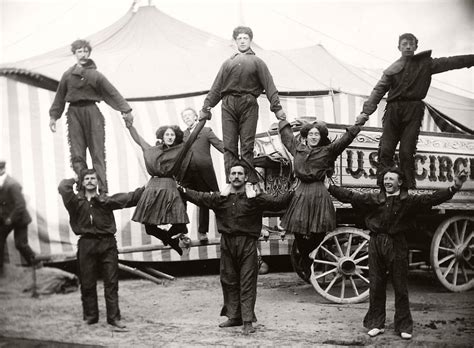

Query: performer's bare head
left=71, top=39, right=92, bottom=66
left=181, top=108, right=198, bottom=128
left=229, top=164, right=248, bottom=190
left=383, top=167, right=405, bottom=194
left=80, top=169, right=98, bottom=193
left=155, top=125, right=184, bottom=146
left=398, top=33, right=418, bottom=57
left=300, top=121, right=330, bottom=148
left=233, top=26, right=253, bottom=53
left=71, top=39, right=92, bottom=54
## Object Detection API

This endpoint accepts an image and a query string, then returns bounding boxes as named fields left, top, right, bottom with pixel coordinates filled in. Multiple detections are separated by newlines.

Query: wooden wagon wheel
left=309, top=227, right=370, bottom=304
left=430, top=215, right=474, bottom=292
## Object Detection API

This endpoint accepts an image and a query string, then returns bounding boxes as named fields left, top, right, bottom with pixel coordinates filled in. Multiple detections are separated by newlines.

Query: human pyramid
left=41, top=27, right=472, bottom=336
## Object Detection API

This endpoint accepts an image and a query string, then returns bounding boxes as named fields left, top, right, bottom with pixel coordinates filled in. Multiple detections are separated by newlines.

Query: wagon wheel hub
left=338, top=257, right=357, bottom=276
left=455, top=245, right=472, bottom=262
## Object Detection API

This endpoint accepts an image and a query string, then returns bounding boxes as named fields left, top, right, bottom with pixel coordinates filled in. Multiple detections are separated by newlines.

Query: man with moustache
left=178, top=164, right=292, bottom=335
left=199, top=26, right=287, bottom=184
left=181, top=107, right=224, bottom=244
left=49, top=39, right=134, bottom=195
left=58, top=169, right=144, bottom=329
left=328, top=167, right=467, bottom=340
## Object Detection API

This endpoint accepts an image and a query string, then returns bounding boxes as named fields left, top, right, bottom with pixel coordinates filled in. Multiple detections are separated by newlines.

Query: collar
left=378, top=189, right=407, bottom=203
left=72, top=59, right=97, bottom=76
left=0, top=172, right=7, bottom=187
left=231, top=48, right=255, bottom=59
left=386, top=190, right=400, bottom=197
left=188, top=123, right=197, bottom=132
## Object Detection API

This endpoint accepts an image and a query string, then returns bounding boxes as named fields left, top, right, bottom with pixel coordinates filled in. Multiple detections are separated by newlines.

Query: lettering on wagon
left=344, top=150, right=473, bottom=183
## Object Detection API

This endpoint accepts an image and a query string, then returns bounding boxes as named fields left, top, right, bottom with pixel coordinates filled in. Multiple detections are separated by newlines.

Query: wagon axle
left=338, top=257, right=357, bottom=276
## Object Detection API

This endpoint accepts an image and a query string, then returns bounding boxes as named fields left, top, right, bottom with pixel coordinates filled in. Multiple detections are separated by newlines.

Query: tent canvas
left=1, top=5, right=473, bottom=264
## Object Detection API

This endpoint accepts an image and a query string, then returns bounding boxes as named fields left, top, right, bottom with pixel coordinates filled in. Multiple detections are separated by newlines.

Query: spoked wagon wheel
left=430, top=216, right=474, bottom=292
left=290, top=241, right=311, bottom=283
left=310, top=227, right=370, bottom=303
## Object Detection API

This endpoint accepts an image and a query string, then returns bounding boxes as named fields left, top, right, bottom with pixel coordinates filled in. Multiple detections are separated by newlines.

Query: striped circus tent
left=0, top=76, right=460, bottom=264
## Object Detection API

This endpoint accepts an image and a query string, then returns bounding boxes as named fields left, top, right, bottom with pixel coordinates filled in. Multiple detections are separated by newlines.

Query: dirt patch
left=1, top=265, right=473, bottom=346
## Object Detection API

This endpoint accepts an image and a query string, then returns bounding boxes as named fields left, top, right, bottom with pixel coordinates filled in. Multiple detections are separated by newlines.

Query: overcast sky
left=1, top=0, right=473, bottom=96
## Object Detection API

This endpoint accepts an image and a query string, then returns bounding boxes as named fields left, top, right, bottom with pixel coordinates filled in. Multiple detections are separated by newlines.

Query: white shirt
left=188, top=123, right=197, bottom=133
left=0, top=172, right=7, bottom=188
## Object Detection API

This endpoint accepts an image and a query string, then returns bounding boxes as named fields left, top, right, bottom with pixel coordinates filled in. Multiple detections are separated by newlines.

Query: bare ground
left=0, top=264, right=473, bottom=347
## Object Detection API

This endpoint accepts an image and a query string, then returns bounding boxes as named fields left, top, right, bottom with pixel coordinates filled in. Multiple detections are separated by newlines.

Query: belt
left=387, top=98, right=422, bottom=103
left=223, top=92, right=256, bottom=98
left=80, top=233, right=114, bottom=239
left=69, top=100, right=97, bottom=107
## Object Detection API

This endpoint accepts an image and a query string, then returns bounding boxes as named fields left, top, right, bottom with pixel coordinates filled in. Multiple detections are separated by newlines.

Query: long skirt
left=281, top=180, right=336, bottom=235
left=132, top=177, right=189, bottom=225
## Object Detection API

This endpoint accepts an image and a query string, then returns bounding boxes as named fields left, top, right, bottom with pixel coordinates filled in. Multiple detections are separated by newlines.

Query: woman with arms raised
left=125, top=115, right=208, bottom=255
left=278, top=114, right=368, bottom=279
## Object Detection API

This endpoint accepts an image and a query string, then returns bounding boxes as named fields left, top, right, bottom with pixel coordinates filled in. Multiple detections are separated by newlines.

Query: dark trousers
left=219, top=233, right=259, bottom=323
left=67, top=104, right=108, bottom=193
left=377, top=101, right=424, bottom=189
left=77, top=236, right=120, bottom=323
left=181, top=169, right=217, bottom=234
left=363, top=233, right=413, bottom=334
left=0, top=223, right=35, bottom=269
left=221, top=94, right=259, bottom=183
left=294, top=232, right=325, bottom=270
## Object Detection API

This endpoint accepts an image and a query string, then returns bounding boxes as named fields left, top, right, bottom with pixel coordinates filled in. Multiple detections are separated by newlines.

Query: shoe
left=108, top=319, right=126, bottom=329
left=400, top=332, right=412, bottom=339
left=84, top=318, right=98, bottom=325
left=219, top=318, right=243, bottom=328
left=367, top=328, right=384, bottom=337
left=242, top=322, right=256, bottom=335
left=168, top=238, right=183, bottom=256
left=179, top=235, right=192, bottom=249
left=198, top=232, right=209, bottom=244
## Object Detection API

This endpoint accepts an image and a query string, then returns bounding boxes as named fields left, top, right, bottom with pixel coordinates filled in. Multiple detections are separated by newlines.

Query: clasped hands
left=122, top=111, right=134, bottom=128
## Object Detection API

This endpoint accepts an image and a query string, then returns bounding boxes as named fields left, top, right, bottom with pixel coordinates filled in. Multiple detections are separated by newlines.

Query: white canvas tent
left=1, top=5, right=473, bottom=264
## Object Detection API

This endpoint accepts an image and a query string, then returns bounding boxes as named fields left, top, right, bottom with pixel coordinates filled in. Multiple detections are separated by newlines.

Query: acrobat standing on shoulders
left=360, top=33, right=474, bottom=190
left=49, top=39, right=134, bottom=195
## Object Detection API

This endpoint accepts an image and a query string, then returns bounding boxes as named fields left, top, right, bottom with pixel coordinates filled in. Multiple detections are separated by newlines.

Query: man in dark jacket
left=200, top=26, right=287, bottom=184
left=179, top=164, right=292, bottom=335
left=181, top=107, right=224, bottom=243
left=50, top=39, right=134, bottom=194
left=360, top=33, right=474, bottom=189
left=328, top=167, right=467, bottom=340
left=0, top=160, right=36, bottom=276
left=58, top=169, right=143, bottom=329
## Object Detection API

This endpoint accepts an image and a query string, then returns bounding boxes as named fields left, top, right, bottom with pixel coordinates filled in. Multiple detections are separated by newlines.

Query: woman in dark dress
left=126, top=118, right=206, bottom=255
left=278, top=115, right=367, bottom=277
